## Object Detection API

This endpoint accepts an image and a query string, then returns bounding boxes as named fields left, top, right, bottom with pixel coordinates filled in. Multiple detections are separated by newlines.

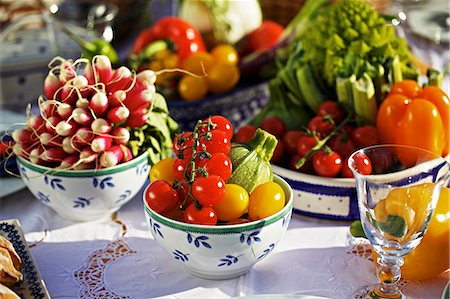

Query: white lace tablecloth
left=0, top=184, right=448, bottom=299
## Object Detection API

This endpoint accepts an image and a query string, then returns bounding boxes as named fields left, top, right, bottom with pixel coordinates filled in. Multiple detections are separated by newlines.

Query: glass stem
left=375, top=255, right=404, bottom=298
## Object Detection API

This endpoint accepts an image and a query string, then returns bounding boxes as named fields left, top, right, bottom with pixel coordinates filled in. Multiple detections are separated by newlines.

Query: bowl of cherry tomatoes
left=142, top=115, right=293, bottom=280
left=236, top=101, right=381, bottom=221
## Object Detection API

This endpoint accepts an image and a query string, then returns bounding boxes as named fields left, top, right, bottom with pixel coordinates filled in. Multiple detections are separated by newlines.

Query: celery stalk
left=352, top=73, right=377, bottom=125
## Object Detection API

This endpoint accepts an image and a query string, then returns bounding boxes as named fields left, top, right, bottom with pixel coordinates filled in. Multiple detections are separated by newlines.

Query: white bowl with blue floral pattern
left=17, top=152, right=149, bottom=222
left=142, top=175, right=293, bottom=280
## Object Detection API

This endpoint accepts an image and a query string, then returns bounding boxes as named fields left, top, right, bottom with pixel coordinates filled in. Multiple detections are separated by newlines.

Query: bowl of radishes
left=9, top=55, right=177, bottom=221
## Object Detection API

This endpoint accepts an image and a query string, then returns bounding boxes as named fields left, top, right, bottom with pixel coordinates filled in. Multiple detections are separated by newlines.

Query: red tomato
left=307, top=115, right=334, bottom=137
left=297, top=136, right=318, bottom=157
left=351, top=125, right=379, bottom=149
left=327, top=135, right=355, bottom=160
left=260, top=116, right=286, bottom=139
left=340, top=157, right=354, bottom=178
left=288, top=154, right=314, bottom=174
left=234, top=125, right=257, bottom=143
left=145, top=180, right=180, bottom=213
left=197, top=152, right=232, bottom=181
left=177, top=183, right=193, bottom=208
left=184, top=204, right=217, bottom=225
left=173, top=158, right=191, bottom=181
left=200, top=115, right=233, bottom=140
left=173, top=131, right=194, bottom=159
left=349, top=152, right=372, bottom=175
left=317, top=101, right=346, bottom=124
left=191, top=175, right=225, bottom=207
left=312, top=151, right=343, bottom=178
left=198, top=129, right=231, bottom=155
left=270, top=140, right=285, bottom=164
left=246, top=20, right=284, bottom=53
left=283, top=130, right=305, bottom=155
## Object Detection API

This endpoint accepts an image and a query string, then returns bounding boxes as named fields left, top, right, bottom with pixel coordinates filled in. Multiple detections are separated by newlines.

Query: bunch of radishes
left=11, top=55, right=158, bottom=170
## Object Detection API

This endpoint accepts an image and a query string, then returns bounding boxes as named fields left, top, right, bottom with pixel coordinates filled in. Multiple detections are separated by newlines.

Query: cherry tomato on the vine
left=288, top=154, right=314, bottom=174
left=177, top=183, right=193, bottom=208
left=283, top=130, right=305, bottom=155
left=197, top=152, right=232, bottom=181
left=260, top=116, right=286, bottom=139
left=270, top=140, right=285, bottom=163
left=351, top=125, right=379, bottom=149
left=200, top=115, right=233, bottom=140
left=327, top=135, right=355, bottom=160
left=173, top=131, right=194, bottom=159
left=234, top=125, right=257, bottom=143
left=191, top=175, right=225, bottom=207
left=173, top=158, right=191, bottom=181
left=145, top=180, right=180, bottom=213
left=317, top=101, right=346, bottom=124
left=210, top=44, right=239, bottom=66
left=184, top=204, right=218, bottom=225
left=307, top=115, right=334, bottom=137
left=312, top=150, right=343, bottom=178
left=150, top=157, right=176, bottom=184
left=341, top=157, right=354, bottom=178
left=349, top=152, right=372, bottom=175
left=248, top=182, right=285, bottom=220
left=198, top=129, right=231, bottom=155
left=297, top=135, right=318, bottom=157
left=213, top=184, right=249, bottom=221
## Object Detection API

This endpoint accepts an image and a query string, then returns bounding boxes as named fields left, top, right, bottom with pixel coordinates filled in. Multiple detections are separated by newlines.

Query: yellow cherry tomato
left=213, top=184, right=249, bottom=221
left=211, top=44, right=239, bottom=66
left=150, top=157, right=176, bottom=184
left=182, top=52, right=214, bottom=76
left=206, top=64, right=240, bottom=95
left=178, top=75, right=208, bottom=102
left=248, top=182, right=285, bottom=220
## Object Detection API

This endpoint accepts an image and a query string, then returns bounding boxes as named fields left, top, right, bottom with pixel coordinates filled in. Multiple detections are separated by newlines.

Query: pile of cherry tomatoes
left=145, top=115, right=285, bottom=225
left=235, top=101, right=377, bottom=178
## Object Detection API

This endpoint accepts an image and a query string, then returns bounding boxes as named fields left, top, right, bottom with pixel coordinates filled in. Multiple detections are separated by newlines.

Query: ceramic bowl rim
left=17, top=151, right=148, bottom=177
left=143, top=174, right=293, bottom=233
left=272, top=164, right=355, bottom=186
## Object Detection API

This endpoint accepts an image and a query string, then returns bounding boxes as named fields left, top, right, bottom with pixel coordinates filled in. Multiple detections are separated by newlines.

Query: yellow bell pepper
left=352, top=187, right=450, bottom=280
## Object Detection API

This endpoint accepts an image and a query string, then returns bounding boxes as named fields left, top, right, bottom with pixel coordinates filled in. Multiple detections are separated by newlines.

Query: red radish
left=93, top=55, right=112, bottom=84
left=59, top=60, right=76, bottom=83
left=58, top=155, right=79, bottom=169
left=27, top=114, right=45, bottom=132
left=12, top=143, right=28, bottom=158
left=41, top=147, right=66, bottom=162
left=57, top=103, right=73, bottom=119
left=80, top=148, right=98, bottom=163
left=44, top=72, right=61, bottom=100
left=12, top=128, right=33, bottom=144
left=91, top=118, right=112, bottom=134
left=62, top=136, right=79, bottom=154
left=55, top=120, right=78, bottom=136
left=126, top=110, right=148, bottom=128
left=83, top=63, right=95, bottom=85
left=109, top=90, right=126, bottom=107
left=111, top=127, right=130, bottom=145
left=29, top=147, right=44, bottom=164
left=91, top=136, right=113, bottom=153
left=40, top=101, right=58, bottom=117
left=123, top=89, right=152, bottom=112
left=107, top=106, right=130, bottom=124
left=72, top=107, right=92, bottom=126
left=74, top=161, right=95, bottom=170
left=73, top=127, right=94, bottom=145
left=100, top=145, right=124, bottom=168
left=121, top=145, right=133, bottom=162
left=76, top=97, right=89, bottom=109
left=107, top=66, right=132, bottom=93
left=136, top=70, right=156, bottom=87
left=89, top=92, right=109, bottom=116
left=61, top=76, right=88, bottom=103
left=39, top=132, right=63, bottom=146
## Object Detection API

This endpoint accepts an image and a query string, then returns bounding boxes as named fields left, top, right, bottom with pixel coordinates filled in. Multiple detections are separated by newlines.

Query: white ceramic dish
left=17, top=152, right=150, bottom=222
left=143, top=175, right=293, bottom=280
left=0, top=219, right=50, bottom=298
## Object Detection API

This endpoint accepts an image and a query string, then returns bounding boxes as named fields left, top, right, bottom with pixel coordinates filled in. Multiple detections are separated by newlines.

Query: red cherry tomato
left=260, top=116, right=286, bottom=139
left=283, top=130, right=305, bottom=155
left=312, top=151, right=343, bottom=178
left=184, top=204, right=218, bottom=225
left=200, top=115, right=233, bottom=140
left=327, top=135, right=355, bottom=160
left=349, top=152, right=372, bottom=175
left=234, top=125, right=257, bottom=143
left=317, top=101, right=346, bottom=124
left=197, top=152, right=232, bottom=181
left=191, top=175, right=225, bottom=207
left=173, top=131, right=194, bottom=159
left=173, top=158, right=191, bottom=181
left=351, top=125, right=379, bottom=149
left=341, top=157, right=354, bottom=178
left=297, top=135, right=318, bottom=157
left=145, top=180, right=180, bottom=213
left=246, top=20, right=284, bottom=53
left=198, top=129, right=231, bottom=155
left=270, top=140, right=285, bottom=163
left=307, top=115, right=334, bottom=137
left=288, top=154, right=314, bottom=174
left=177, top=183, right=193, bottom=208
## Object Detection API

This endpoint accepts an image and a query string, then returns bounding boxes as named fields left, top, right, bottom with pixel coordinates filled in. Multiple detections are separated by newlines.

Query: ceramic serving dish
left=16, top=152, right=149, bottom=222
left=143, top=175, right=293, bottom=280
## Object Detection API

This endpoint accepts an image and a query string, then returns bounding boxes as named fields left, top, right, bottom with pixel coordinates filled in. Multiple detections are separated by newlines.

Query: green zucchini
left=227, top=128, right=278, bottom=193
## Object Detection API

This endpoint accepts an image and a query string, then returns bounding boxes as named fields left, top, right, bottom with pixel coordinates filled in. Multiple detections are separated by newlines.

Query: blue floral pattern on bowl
left=17, top=152, right=150, bottom=222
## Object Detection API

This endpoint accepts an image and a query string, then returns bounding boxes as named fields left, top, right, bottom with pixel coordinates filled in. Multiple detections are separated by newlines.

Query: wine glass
left=349, top=144, right=450, bottom=299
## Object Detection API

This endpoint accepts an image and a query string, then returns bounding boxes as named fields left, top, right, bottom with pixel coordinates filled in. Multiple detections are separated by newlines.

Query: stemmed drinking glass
left=349, top=144, right=450, bottom=299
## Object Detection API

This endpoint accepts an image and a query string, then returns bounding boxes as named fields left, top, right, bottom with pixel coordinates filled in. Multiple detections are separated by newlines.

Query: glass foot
left=353, top=284, right=420, bottom=299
